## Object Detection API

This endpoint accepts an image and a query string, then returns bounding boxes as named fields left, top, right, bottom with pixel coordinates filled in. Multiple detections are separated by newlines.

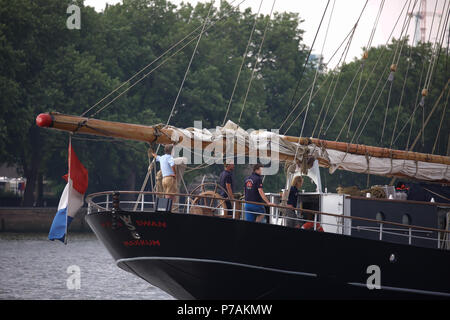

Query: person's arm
left=256, top=188, right=270, bottom=223
left=168, top=157, right=176, bottom=176
left=286, top=187, right=295, bottom=208
left=226, top=183, right=234, bottom=200
left=258, top=188, right=271, bottom=204
left=225, top=174, right=234, bottom=199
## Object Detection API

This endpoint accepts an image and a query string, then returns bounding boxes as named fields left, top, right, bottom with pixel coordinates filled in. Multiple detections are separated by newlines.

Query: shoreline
left=0, top=207, right=92, bottom=233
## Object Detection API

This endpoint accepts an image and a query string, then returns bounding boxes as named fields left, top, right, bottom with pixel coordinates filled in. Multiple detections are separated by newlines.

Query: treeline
left=0, top=0, right=448, bottom=205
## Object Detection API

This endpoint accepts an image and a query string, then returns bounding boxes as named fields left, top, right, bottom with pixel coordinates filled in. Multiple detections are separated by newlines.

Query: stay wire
left=238, top=0, right=277, bottom=124
left=292, top=0, right=331, bottom=162
left=82, top=0, right=248, bottom=119
left=222, top=0, right=264, bottom=126
left=347, top=0, right=411, bottom=143
left=300, top=0, right=335, bottom=140
left=380, top=0, right=417, bottom=143
left=282, top=0, right=334, bottom=132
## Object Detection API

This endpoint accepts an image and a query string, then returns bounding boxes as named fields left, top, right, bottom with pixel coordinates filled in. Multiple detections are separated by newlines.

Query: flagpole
left=65, top=133, right=72, bottom=245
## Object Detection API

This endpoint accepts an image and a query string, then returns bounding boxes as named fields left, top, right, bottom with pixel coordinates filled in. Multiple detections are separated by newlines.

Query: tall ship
left=36, top=0, right=449, bottom=299
left=35, top=110, right=450, bottom=299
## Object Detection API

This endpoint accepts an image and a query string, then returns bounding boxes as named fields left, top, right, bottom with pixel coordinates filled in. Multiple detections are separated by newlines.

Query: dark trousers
left=224, top=199, right=232, bottom=215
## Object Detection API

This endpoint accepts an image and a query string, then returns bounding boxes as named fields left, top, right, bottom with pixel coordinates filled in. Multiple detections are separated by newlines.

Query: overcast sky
left=84, top=0, right=447, bottom=67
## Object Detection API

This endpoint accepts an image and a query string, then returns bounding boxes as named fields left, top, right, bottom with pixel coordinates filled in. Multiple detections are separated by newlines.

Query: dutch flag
left=48, top=142, right=88, bottom=243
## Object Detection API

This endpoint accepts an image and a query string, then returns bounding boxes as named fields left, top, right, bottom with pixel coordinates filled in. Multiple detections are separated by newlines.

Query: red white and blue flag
left=48, top=142, right=88, bottom=243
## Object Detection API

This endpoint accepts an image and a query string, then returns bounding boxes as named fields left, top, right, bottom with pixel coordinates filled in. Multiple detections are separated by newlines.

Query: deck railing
left=86, top=191, right=450, bottom=250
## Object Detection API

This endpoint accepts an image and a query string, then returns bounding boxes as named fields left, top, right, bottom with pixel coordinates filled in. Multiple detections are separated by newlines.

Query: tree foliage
left=0, top=0, right=448, bottom=203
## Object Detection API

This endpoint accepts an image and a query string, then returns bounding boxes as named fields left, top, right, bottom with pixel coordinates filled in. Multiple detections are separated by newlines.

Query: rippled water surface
left=0, top=233, right=173, bottom=300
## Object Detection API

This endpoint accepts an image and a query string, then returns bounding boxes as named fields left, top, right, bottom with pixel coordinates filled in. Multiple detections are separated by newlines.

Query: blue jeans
left=244, top=203, right=266, bottom=222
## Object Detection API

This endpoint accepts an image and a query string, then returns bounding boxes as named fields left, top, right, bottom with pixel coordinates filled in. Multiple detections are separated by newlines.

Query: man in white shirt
left=152, top=145, right=176, bottom=201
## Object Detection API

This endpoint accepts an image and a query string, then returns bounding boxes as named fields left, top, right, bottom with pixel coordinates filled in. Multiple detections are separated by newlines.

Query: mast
left=36, top=112, right=450, bottom=166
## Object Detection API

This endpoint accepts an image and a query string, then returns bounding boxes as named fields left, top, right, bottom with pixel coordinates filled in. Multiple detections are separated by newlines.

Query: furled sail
left=36, top=112, right=450, bottom=183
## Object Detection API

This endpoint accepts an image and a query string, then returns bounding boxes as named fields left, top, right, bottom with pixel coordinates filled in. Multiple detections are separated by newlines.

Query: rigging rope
left=344, top=0, right=410, bottom=143
left=306, top=0, right=335, bottom=139
left=238, top=0, right=276, bottom=124
left=281, top=16, right=364, bottom=133
left=389, top=43, right=413, bottom=149
left=169, top=1, right=215, bottom=125
left=354, top=73, right=390, bottom=143
left=431, top=89, right=449, bottom=154
left=408, top=79, right=450, bottom=153
left=222, top=0, right=263, bottom=126
left=345, top=0, right=385, bottom=139
left=380, top=0, right=417, bottom=144
left=402, top=0, right=450, bottom=149
left=318, top=0, right=370, bottom=137
left=311, top=71, right=335, bottom=137
left=334, top=21, right=407, bottom=142
left=80, top=0, right=247, bottom=119
left=133, top=1, right=215, bottom=210
left=283, top=74, right=332, bottom=134
left=366, top=0, right=385, bottom=51
left=281, top=0, right=334, bottom=132
left=299, top=0, right=335, bottom=140
left=291, top=0, right=331, bottom=164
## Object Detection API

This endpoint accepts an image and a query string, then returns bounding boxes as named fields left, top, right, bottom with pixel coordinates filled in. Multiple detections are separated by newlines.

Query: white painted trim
left=348, top=282, right=450, bottom=297
left=116, top=256, right=317, bottom=278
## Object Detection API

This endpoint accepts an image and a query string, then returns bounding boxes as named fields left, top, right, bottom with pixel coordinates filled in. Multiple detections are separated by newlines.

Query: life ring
left=301, top=222, right=324, bottom=232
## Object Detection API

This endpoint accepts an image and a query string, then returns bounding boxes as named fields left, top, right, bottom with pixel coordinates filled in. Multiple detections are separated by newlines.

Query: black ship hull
left=85, top=210, right=450, bottom=299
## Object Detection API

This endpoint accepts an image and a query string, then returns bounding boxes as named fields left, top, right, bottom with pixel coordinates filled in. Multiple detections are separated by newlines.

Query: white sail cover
left=167, top=120, right=449, bottom=183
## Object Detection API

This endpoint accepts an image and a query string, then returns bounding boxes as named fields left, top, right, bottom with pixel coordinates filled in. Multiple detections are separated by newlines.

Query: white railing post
left=379, top=223, right=383, bottom=240
left=106, top=194, right=110, bottom=210
left=437, top=232, right=440, bottom=249
left=314, top=214, right=317, bottom=231
left=186, top=197, right=190, bottom=214
left=141, top=193, right=144, bottom=211
left=275, top=207, right=279, bottom=225
left=232, top=201, right=236, bottom=219
left=408, top=228, right=412, bottom=245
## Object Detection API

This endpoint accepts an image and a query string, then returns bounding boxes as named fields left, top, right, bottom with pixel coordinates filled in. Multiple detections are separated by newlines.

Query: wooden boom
left=36, top=112, right=450, bottom=166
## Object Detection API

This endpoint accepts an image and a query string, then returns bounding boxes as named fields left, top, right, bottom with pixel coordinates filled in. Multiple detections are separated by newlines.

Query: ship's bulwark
left=86, top=210, right=450, bottom=299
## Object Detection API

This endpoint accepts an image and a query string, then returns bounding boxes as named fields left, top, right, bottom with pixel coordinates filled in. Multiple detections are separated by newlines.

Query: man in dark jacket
left=219, top=163, right=235, bottom=215
left=244, top=164, right=272, bottom=222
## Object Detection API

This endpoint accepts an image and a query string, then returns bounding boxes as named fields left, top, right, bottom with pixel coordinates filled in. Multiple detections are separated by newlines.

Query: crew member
left=219, top=163, right=235, bottom=216
left=286, top=175, right=303, bottom=228
left=152, top=145, right=176, bottom=201
left=244, top=164, right=271, bottom=222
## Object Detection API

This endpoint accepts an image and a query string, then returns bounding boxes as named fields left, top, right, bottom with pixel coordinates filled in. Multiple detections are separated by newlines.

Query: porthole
left=402, top=214, right=411, bottom=225
left=376, top=211, right=385, bottom=222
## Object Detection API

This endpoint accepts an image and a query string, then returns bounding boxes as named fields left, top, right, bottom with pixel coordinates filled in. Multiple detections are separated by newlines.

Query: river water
left=0, top=233, right=173, bottom=300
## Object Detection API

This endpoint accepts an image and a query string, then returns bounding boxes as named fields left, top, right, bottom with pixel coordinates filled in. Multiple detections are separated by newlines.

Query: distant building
left=0, top=164, right=25, bottom=196
left=310, top=53, right=324, bottom=62
left=308, top=53, right=325, bottom=72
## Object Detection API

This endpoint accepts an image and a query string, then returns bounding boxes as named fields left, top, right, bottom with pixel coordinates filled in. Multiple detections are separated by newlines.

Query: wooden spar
left=36, top=112, right=177, bottom=145
left=283, top=136, right=450, bottom=165
left=35, top=112, right=297, bottom=163
left=36, top=112, right=450, bottom=166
